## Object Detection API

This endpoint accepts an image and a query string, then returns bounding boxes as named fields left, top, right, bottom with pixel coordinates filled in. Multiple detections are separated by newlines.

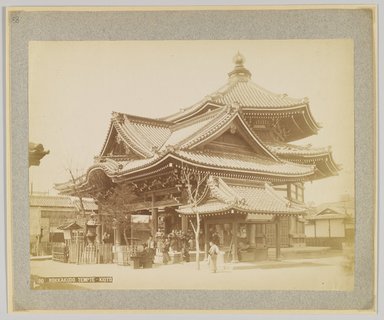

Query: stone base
left=169, top=252, right=181, bottom=264
left=189, top=251, right=205, bottom=262
left=154, top=253, right=164, bottom=264
left=239, top=248, right=268, bottom=262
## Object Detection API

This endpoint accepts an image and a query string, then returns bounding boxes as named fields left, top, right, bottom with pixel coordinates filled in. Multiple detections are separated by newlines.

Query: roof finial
left=233, top=51, right=245, bottom=66
left=228, top=51, right=251, bottom=81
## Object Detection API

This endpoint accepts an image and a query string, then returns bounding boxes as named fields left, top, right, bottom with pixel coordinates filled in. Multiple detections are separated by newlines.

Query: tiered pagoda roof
left=161, top=53, right=320, bottom=142
left=55, top=53, right=339, bottom=195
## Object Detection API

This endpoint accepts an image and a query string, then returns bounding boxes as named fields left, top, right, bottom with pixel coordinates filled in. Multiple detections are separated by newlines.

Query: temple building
left=55, top=53, right=339, bottom=262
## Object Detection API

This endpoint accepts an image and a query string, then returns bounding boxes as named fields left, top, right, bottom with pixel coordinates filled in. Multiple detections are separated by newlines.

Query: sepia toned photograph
left=28, top=40, right=355, bottom=291
left=5, top=5, right=377, bottom=313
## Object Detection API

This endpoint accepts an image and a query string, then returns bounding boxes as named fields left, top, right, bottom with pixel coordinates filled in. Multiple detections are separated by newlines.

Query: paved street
left=30, top=254, right=353, bottom=291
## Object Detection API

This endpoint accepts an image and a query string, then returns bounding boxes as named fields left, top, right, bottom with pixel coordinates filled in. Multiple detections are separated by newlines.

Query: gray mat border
left=7, top=8, right=376, bottom=311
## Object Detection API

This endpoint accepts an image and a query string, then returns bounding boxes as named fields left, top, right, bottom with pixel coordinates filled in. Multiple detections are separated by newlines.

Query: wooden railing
left=53, top=240, right=113, bottom=264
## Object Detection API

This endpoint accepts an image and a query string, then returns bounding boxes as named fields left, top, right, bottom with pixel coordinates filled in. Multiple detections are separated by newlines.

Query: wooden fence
left=53, top=239, right=113, bottom=264
left=52, top=243, right=67, bottom=262
left=31, top=241, right=53, bottom=257
left=98, top=243, right=113, bottom=264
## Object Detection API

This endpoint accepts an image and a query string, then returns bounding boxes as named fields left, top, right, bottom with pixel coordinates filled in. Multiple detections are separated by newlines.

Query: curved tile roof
left=116, top=114, right=171, bottom=156
left=83, top=148, right=315, bottom=186
left=211, top=80, right=304, bottom=109
left=161, top=56, right=306, bottom=123
left=175, top=150, right=315, bottom=176
left=177, top=176, right=306, bottom=215
left=93, top=156, right=161, bottom=176
left=161, top=115, right=216, bottom=150
left=131, top=121, right=171, bottom=148
left=266, top=143, right=331, bottom=156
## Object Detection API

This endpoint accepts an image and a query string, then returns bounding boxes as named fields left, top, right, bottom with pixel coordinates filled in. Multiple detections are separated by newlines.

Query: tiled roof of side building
left=30, top=195, right=74, bottom=207
left=210, top=176, right=306, bottom=214
left=177, top=176, right=306, bottom=216
left=30, top=194, right=97, bottom=211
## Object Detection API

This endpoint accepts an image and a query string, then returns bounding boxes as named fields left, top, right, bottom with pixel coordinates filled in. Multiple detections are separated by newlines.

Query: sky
left=29, top=40, right=354, bottom=205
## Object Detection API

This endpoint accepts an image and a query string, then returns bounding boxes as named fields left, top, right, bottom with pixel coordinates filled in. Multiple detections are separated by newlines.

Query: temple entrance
left=157, top=210, right=181, bottom=235
left=265, top=217, right=289, bottom=248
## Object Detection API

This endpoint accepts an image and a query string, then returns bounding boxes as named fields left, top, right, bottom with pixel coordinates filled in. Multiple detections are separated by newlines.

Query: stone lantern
left=86, top=213, right=100, bottom=246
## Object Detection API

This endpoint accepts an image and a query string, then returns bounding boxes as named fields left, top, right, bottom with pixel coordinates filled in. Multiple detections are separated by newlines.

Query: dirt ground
left=30, top=254, right=354, bottom=291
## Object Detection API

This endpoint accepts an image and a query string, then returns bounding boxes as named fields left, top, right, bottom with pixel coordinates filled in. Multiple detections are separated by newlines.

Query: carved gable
left=195, top=118, right=271, bottom=157
left=102, top=126, right=141, bottom=159
left=203, top=130, right=254, bottom=154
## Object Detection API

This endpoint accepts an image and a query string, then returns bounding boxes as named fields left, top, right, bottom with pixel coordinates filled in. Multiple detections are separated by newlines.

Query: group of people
left=148, top=230, right=194, bottom=264
left=145, top=230, right=221, bottom=272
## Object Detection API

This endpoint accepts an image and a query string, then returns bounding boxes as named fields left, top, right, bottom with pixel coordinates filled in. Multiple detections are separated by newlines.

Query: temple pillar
left=181, top=215, right=188, bottom=233
left=152, top=208, right=158, bottom=237
left=275, top=216, right=281, bottom=260
left=231, top=221, right=239, bottom=262
left=204, top=220, right=208, bottom=260
left=249, top=224, right=256, bottom=248
left=151, top=193, right=158, bottom=236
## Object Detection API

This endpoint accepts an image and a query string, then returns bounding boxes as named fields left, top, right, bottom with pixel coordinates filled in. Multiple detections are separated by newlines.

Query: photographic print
left=6, top=6, right=376, bottom=312
left=28, top=40, right=355, bottom=291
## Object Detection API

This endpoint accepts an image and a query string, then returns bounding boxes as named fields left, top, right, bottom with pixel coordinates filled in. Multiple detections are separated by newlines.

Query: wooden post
left=287, top=183, right=291, bottom=200
left=232, top=221, right=239, bottom=262
left=181, top=215, right=188, bottom=233
left=101, top=215, right=105, bottom=240
left=115, top=224, right=121, bottom=245
left=328, top=219, right=331, bottom=238
left=152, top=208, right=158, bottom=237
left=275, top=216, right=281, bottom=261
left=96, top=224, right=102, bottom=244
left=204, top=220, right=208, bottom=260
left=151, top=193, right=158, bottom=237
left=249, top=224, right=256, bottom=248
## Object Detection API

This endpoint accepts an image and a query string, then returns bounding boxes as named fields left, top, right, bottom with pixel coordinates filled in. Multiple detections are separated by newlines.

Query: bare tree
left=180, top=167, right=209, bottom=270
left=95, top=183, right=140, bottom=246
left=67, top=168, right=86, bottom=217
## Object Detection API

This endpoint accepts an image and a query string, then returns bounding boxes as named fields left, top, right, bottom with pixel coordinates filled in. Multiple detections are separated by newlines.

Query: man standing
left=146, top=236, right=155, bottom=261
left=208, top=241, right=219, bottom=273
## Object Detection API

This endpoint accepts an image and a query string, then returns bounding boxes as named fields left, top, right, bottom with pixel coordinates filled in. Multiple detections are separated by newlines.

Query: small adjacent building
left=305, top=200, right=355, bottom=249
left=29, top=194, right=97, bottom=256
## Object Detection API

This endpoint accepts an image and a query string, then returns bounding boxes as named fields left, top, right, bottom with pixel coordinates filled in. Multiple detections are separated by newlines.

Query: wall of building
left=330, top=219, right=345, bottom=237
left=315, top=220, right=329, bottom=237
left=305, top=223, right=315, bottom=237
left=29, top=207, right=42, bottom=242
left=309, top=219, right=346, bottom=238
left=305, top=218, right=346, bottom=249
